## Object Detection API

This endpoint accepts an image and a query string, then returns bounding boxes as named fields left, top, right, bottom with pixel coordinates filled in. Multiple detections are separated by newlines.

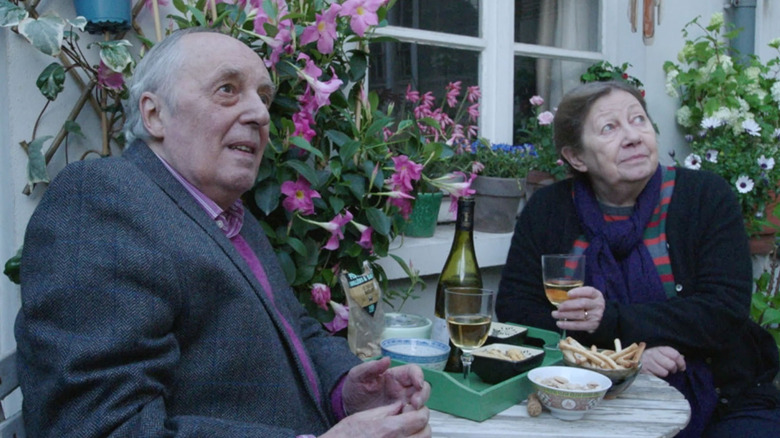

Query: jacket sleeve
left=15, top=162, right=312, bottom=438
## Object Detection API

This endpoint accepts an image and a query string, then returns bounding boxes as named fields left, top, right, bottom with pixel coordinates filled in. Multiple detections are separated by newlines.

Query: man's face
left=150, top=33, right=274, bottom=208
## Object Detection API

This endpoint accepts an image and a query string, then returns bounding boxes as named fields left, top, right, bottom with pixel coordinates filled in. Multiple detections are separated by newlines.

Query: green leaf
left=66, top=16, right=87, bottom=32
left=26, top=136, right=52, bottom=190
left=348, top=51, right=368, bottom=82
left=329, top=196, right=346, bottom=214
left=275, top=249, right=297, bottom=285
left=36, top=62, right=65, bottom=101
left=366, top=207, right=391, bottom=235
left=3, top=245, right=22, bottom=285
left=18, top=14, right=66, bottom=57
left=63, top=120, right=84, bottom=138
left=0, top=0, right=28, bottom=27
left=342, top=173, right=366, bottom=199
left=338, top=140, right=361, bottom=163
left=284, top=159, right=319, bottom=186
left=325, top=129, right=353, bottom=147
left=289, top=136, right=324, bottom=160
left=761, top=308, right=780, bottom=327
left=253, top=180, right=281, bottom=215
left=286, top=236, right=308, bottom=257
left=96, top=40, right=134, bottom=72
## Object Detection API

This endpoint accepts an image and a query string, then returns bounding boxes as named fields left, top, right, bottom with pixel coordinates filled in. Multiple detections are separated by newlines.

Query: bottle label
left=431, top=316, right=449, bottom=344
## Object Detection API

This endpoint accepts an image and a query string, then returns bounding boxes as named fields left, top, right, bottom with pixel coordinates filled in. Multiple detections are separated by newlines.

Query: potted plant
left=663, top=12, right=780, bottom=250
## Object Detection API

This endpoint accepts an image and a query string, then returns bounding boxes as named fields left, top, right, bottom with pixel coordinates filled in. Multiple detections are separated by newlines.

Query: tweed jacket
left=16, top=141, right=361, bottom=437
left=497, top=167, right=780, bottom=403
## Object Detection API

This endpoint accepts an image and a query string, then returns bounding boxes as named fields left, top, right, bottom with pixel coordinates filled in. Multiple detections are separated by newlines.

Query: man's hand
left=320, top=402, right=431, bottom=438
left=342, top=357, right=431, bottom=413
left=640, top=346, right=686, bottom=377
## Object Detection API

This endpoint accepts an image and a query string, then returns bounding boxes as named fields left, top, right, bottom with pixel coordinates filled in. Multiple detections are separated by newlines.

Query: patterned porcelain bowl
left=527, top=366, right=612, bottom=421
left=380, top=338, right=450, bottom=371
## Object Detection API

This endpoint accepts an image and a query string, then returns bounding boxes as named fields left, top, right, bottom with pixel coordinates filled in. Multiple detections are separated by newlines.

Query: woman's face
left=565, top=90, right=658, bottom=198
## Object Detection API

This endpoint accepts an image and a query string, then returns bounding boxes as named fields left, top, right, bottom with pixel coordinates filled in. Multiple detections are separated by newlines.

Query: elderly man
left=16, top=28, right=431, bottom=438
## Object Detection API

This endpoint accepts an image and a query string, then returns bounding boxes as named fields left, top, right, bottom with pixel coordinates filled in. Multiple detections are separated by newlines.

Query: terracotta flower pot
left=471, top=176, right=524, bottom=233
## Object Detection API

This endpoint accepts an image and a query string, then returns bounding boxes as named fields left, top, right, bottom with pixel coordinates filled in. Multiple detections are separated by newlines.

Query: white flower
left=742, top=119, right=761, bottom=136
left=684, top=153, right=702, bottom=170
left=771, top=81, right=780, bottom=104
left=735, top=175, right=755, bottom=193
left=758, top=155, right=775, bottom=170
left=705, top=149, right=719, bottom=163
left=774, top=128, right=780, bottom=139
left=708, top=12, right=724, bottom=29
left=676, top=106, right=693, bottom=128
left=701, top=117, right=724, bottom=129
left=665, top=69, right=679, bottom=98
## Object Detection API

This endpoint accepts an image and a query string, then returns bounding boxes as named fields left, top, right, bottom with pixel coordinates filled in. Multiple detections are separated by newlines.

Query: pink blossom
left=311, top=283, right=331, bottom=311
left=388, top=155, right=423, bottom=192
left=419, top=91, right=435, bottom=108
left=382, top=127, right=394, bottom=142
left=466, top=85, right=481, bottom=103
left=445, top=81, right=462, bottom=108
left=324, top=301, right=349, bottom=333
left=471, top=161, right=485, bottom=174
left=323, top=211, right=354, bottom=250
left=292, top=109, right=316, bottom=141
left=538, top=111, right=555, bottom=125
left=97, top=61, right=124, bottom=91
left=144, top=0, right=169, bottom=10
left=351, top=221, right=374, bottom=250
left=467, top=103, right=480, bottom=122
left=297, top=54, right=343, bottom=110
left=405, top=84, right=420, bottom=103
left=339, top=0, right=385, bottom=36
left=530, top=95, right=544, bottom=106
left=252, top=0, right=291, bottom=36
left=281, top=176, right=321, bottom=216
left=300, top=3, right=342, bottom=54
left=389, top=197, right=413, bottom=219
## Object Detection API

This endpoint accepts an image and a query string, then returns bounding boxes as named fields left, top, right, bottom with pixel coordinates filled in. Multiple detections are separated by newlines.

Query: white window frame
left=374, top=0, right=615, bottom=145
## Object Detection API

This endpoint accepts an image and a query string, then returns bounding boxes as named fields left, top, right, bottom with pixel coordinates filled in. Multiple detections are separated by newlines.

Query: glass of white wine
left=542, top=254, right=586, bottom=350
left=444, top=287, right=496, bottom=380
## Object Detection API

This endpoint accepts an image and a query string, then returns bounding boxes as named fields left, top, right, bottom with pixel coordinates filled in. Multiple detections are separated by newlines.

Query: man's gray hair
left=123, top=27, right=220, bottom=144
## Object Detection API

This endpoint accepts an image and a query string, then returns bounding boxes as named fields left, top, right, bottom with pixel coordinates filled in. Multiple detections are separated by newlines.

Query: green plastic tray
left=392, top=324, right=562, bottom=422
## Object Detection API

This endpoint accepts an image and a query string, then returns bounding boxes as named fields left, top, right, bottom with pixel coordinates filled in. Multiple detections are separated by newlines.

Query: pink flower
left=529, top=95, right=544, bottom=106
left=351, top=221, right=374, bottom=250
left=311, top=283, right=331, bottom=311
left=144, top=0, right=169, bottom=10
left=466, top=85, right=481, bottom=103
left=292, top=109, right=316, bottom=141
left=467, top=103, right=480, bottom=122
left=297, top=54, right=343, bottom=110
left=252, top=0, right=291, bottom=36
left=300, top=3, right=342, bottom=54
left=322, top=211, right=353, bottom=250
left=405, top=84, right=420, bottom=103
left=97, top=61, right=124, bottom=91
left=324, top=301, right=349, bottom=333
left=339, top=0, right=385, bottom=36
left=388, top=156, right=423, bottom=192
left=538, top=111, right=555, bottom=125
left=281, top=176, right=321, bottom=216
left=471, top=161, right=485, bottom=174
left=389, top=197, right=413, bottom=219
left=445, top=81, right=462, bottom=108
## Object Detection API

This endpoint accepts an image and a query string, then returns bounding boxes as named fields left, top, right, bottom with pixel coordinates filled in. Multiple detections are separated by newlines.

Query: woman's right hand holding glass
left=552, top=286, right=606, bottom=333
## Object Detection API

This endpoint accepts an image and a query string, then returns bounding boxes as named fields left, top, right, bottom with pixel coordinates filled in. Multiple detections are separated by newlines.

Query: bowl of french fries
left=527, top=365, right=612, bottom=420
left=471, top=343, right=545, bottom=384
left=559, top=337, right=645, bottom=398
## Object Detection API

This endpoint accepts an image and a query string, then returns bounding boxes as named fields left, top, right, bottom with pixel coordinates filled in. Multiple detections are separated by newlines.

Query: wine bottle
left=432, top=196, right=483, bottom=372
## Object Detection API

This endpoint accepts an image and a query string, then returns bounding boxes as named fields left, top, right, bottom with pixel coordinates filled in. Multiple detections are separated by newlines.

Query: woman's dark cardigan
left=497, top=167, right=779, bottom=405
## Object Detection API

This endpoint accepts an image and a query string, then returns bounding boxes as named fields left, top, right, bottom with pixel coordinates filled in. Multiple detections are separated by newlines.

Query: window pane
left=513, top=56, right=592, bottom=144
left=514, top=0, right=599, bottom=51
left=386, top=0, right=480, bottom=37
left=368, top=41, right=479, bottom=115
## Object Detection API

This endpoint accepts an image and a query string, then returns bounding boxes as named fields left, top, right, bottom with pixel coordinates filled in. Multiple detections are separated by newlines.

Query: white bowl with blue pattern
left=380, top=338, right=450, bottom=371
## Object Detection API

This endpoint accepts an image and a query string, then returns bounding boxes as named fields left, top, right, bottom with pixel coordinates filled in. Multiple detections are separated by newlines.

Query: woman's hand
left=640, top=346, right=686, bottom=377
left=552, top=286, right=605, bottom=333
left=320, top=402, right=431, bottom=438
left=342, top=357, right=431, bottom=414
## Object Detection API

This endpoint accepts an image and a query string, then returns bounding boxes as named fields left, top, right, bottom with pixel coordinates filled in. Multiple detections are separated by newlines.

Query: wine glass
left=444, top=287, right=496, bottom=380
left=542, top=254, right=586, bottom=350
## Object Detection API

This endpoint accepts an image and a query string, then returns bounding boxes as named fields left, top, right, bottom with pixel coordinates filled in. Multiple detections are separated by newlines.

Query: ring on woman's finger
left=584, top=310, right=589, bottom=320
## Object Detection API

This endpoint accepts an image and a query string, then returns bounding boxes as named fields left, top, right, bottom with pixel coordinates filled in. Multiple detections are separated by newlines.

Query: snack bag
left=340, top=261, right=384, bottom=359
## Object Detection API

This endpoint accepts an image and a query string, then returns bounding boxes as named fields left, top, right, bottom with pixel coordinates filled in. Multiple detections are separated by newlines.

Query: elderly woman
left=497, top=80, right=780, bottom=437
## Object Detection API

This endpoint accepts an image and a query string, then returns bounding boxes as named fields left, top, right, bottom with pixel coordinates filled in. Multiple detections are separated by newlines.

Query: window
left=369, top=0, right=603, bottom=145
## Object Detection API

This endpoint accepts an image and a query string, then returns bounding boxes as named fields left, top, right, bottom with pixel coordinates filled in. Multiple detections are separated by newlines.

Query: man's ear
left=139, top=92, right=165, bottom=139
left=561, top=146, right=587, bottom=173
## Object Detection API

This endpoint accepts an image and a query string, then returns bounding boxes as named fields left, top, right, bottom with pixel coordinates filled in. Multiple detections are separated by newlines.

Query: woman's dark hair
left=553, top=80, right=651, bottom=161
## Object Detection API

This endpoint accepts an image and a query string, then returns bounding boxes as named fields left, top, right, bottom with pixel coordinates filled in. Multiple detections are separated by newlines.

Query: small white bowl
left=380, top=338, right=450, bottom=371
left=382, top=313, right=433, bottom=340
left=528, top=365, right=612, bottom=421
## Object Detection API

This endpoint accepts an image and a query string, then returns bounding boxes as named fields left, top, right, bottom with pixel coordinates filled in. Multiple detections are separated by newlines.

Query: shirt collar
left=155, top=154, right=244, bottom=238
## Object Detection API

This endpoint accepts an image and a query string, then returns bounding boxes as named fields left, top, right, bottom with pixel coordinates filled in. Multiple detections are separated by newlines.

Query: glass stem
left=461, top=352, right=473, bottom=380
